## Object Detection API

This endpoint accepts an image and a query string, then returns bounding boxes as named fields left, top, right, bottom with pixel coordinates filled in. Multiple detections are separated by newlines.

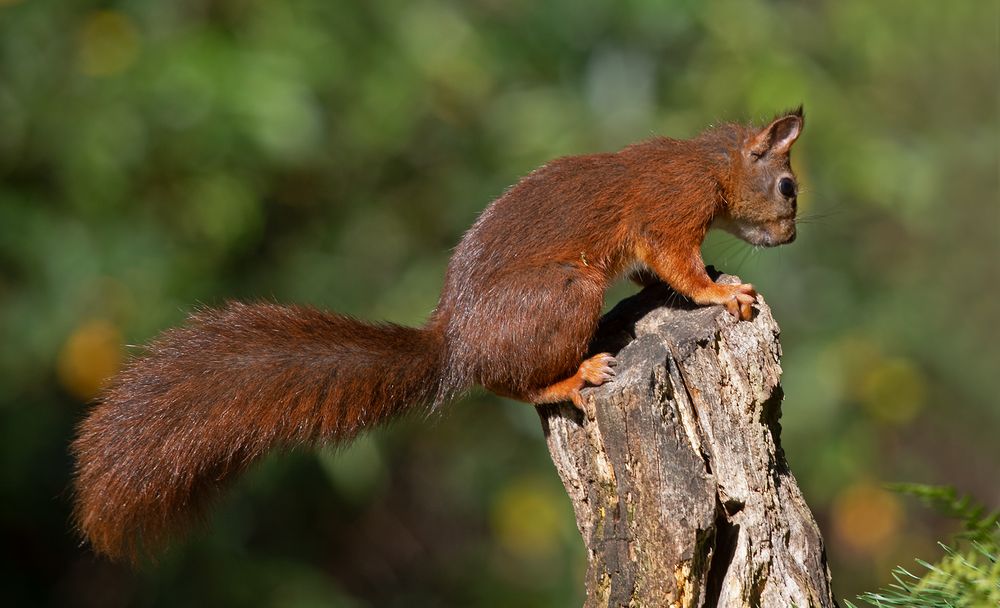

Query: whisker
left=733, top=244, right=754, bottom=272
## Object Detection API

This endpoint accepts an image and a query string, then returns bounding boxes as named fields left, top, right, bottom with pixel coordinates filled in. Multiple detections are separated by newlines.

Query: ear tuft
left=747, top=108, right=804, bottom=158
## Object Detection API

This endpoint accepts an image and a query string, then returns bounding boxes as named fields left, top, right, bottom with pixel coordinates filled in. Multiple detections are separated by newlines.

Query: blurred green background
left=1, top=0, right=996, bottom=605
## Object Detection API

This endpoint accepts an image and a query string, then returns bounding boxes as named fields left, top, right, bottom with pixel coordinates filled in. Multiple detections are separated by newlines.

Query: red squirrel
left=72, top=108, right=804, bottom=561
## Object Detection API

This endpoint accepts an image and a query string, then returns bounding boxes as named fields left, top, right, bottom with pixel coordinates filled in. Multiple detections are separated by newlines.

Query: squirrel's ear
left=747, top=109, right=803, bottom=159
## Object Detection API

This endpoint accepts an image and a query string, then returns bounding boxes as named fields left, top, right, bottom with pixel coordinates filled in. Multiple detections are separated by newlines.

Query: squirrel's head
left=714, top=108, right=804, bottom=247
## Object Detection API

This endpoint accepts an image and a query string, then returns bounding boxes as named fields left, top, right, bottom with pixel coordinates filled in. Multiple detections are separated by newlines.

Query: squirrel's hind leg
left=526, top=352, right=617, bottom=409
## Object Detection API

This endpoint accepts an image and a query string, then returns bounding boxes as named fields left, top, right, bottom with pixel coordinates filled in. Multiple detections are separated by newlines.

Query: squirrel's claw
left=715, top=283, right=757, bottom=321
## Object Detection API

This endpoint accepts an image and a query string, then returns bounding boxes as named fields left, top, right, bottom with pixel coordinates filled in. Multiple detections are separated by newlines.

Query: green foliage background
left=0, top=0, right=996, bottom=606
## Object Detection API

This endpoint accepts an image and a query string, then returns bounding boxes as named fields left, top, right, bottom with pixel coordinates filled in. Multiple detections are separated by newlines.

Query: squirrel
left=72, top=108, right=804, bottom=561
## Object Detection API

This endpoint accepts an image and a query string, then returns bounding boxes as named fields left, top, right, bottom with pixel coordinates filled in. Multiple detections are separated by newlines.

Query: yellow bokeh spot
left=491, top=478, right=564, bottom=559
left=830, top=336, right=926, bottom=425
left=57, top=319, right=123, bottom=401
left=859, top=357, right=927, bottom=424
left=0, top=0, right=24, bottom=7
left=832, top=334, right=883, bottom=388
left=77, top=11, right=140, bottom=77
left=831, top=480, right=903, bottom=555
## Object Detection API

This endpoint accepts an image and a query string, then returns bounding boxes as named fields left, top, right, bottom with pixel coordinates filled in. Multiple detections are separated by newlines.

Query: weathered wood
left=538, top=276, right=836, bottom=608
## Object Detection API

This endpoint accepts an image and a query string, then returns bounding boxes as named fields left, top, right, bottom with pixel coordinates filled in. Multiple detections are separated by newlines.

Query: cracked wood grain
left=537, top=276, right=837, bottom=608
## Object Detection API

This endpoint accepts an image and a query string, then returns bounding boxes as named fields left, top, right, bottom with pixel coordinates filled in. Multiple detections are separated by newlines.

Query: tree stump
left=537, top=276, right=836, bottom=608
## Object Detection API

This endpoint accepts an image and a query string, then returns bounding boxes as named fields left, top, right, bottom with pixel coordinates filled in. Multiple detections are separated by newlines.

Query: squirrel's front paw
left=579, top=353, right=617, bottom=386
left=695, top=283, right=757, bottom=320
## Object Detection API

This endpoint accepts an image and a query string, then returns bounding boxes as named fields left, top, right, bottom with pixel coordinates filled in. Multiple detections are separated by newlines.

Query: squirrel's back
left=433, top=139, right=712, bottom=397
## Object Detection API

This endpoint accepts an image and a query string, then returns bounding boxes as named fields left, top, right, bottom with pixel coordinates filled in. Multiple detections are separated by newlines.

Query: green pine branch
left=844, top=484, right=999, bottom=608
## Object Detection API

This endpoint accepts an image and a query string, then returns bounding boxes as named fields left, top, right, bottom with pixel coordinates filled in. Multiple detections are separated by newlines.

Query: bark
left=537, top=276, right=836, bottom=608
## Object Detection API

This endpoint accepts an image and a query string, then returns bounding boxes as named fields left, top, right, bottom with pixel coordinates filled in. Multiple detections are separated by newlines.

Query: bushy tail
left=71, top=302, right=447, bottom=561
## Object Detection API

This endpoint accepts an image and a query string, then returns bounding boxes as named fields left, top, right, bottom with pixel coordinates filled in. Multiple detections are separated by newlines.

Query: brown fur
left=72, top=110, right=804, bottom=561
left=73, top=303, right=444, bottom=559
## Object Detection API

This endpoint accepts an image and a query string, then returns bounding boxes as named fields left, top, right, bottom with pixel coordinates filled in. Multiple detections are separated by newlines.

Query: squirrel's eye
left=778, top=177, right=797, bottom=198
